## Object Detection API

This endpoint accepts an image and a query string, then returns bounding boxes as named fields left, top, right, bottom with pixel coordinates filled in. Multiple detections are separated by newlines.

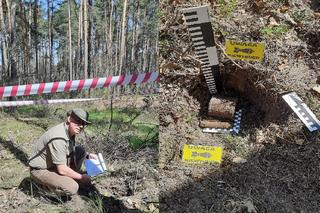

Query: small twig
left=215, top=41, right=244, bottom=69
left=168, top=46, right=203, bottom=67
left=107, top=88, right=114, bottom=138
left=185, top=54, right=203, bottom=67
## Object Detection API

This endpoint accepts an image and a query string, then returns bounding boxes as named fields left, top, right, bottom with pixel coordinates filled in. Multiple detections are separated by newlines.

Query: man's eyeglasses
left=72, top=117, right=87, bottom=128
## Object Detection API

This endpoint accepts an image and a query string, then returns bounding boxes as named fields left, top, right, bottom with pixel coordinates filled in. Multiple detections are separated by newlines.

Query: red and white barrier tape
left=0, top=72, right=159, bottom=99
left=0, top=87, right=159, bottom=107
left=0, top=98, right=102, bottom=107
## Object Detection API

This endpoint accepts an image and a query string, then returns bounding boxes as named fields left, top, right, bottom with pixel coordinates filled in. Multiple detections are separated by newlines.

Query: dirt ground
left=159, top=0, right=320, bottom=212
left=0, top=96, right=159, bottom=213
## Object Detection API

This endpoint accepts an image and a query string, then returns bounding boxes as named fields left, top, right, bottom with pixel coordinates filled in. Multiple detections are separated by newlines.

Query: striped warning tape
left=0, top=98, right=102, bottom=108
left=0, top=72, right=159, bottom=99
left=0, top=87, right=159, bottom=108
left=202, top=109, right=242, bottom=134
left=182, top=6, right=223, bottom=94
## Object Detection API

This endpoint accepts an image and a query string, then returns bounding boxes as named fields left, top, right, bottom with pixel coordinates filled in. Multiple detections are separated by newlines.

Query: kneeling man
left=28, top=108, right=97, bottom=196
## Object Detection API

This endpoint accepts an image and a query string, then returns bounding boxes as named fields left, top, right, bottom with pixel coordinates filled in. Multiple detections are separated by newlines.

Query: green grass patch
left=224, top=135, right=250, bottom=158
left=88, top=108, right=141, bottom=123
left=218, top=0, right=238, bottom=17
left=133, top=123, right=155, bottom=135
left=7, top=105, right=51, bottom=118
left=87, top=107, right=159, bottom=150
left=292, top=10, right=310, bottom=23
left=260, top=25, right=290, bottom=37
left=0, top=157, right=28, bottom=188
left=0, top=119, right=43, bottom=147
left=128, top=126, right=159, bottom=149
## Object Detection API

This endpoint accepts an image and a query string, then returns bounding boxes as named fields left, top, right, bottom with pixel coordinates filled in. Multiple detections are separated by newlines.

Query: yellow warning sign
left=225, top=40, right=265, bottom=61
left=182, top=144, right=223, bottom=164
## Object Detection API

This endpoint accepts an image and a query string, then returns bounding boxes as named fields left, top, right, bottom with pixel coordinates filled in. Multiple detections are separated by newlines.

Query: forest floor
left=159, top=0, right=320, bottom=212
left=0, top=95, right=159, bottom=213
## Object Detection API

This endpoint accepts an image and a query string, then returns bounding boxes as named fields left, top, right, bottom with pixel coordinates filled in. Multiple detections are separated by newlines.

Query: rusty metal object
left=208, top=97, right=237, bottom=120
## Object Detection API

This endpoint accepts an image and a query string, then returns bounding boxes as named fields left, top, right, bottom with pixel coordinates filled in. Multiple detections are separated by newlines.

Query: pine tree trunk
left=33, top=0, right=39, bottom=80
left=6, top=0, right=17, bottom=84
left=142, top=38, right=149, bottom=72
left=119, top=0, right=128, bottom=74
left=19, top=0, right=27, bottom=80
left=44, top=42, right=47, bottom=81
left=154, top=29, right=159, bottom=70
left=5, top=0, right=17, bottom=108
left=130, top=21, right=136, bottom=71
left=0, top=0, right=8, bottom=81
left=108, top=0, right=114, bottom=74
left=84, top=0, right=88, bottom=79
left=28, top=1, right=32, bottom=80
left=76, top=0, right=83, bottom=79
left=48, top=0, right=53, bottom=81
left=105, top=0, right=112, bottom=74
left=131, top=1, right=139, bottom=72
left=115, top=20, right=119, bottom=75
left=87, top=0, right=92, bottom=78
left=136, top=6, right=141, bottom=71
left=68, top=0, right=73, bottom=80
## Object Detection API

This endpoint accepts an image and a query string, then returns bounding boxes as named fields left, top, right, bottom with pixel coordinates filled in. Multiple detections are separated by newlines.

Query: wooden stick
left=200, top=119, right=232, bottom=129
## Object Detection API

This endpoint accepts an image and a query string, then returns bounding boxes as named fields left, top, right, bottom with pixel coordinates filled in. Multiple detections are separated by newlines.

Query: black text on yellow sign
left=182, top=144, right=223, bottom=164
left=225, top=40, right=265, bottom=62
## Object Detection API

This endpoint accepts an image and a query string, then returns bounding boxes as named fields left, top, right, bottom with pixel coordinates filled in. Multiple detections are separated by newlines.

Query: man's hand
left=80, top=174, right=92, bottom=185
left=87, top=153, right=98, bottom=160
left=56, top=164, right=92, bottom=185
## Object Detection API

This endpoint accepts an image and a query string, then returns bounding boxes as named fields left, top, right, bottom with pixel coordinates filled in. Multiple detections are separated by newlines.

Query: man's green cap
left=68, top=108, right=91, bottom=124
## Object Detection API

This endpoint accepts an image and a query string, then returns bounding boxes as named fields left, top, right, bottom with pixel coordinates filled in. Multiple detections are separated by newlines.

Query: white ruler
left=182, top=6, right=222, bottom=94
left=282, top=92, right=320, bottom=132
